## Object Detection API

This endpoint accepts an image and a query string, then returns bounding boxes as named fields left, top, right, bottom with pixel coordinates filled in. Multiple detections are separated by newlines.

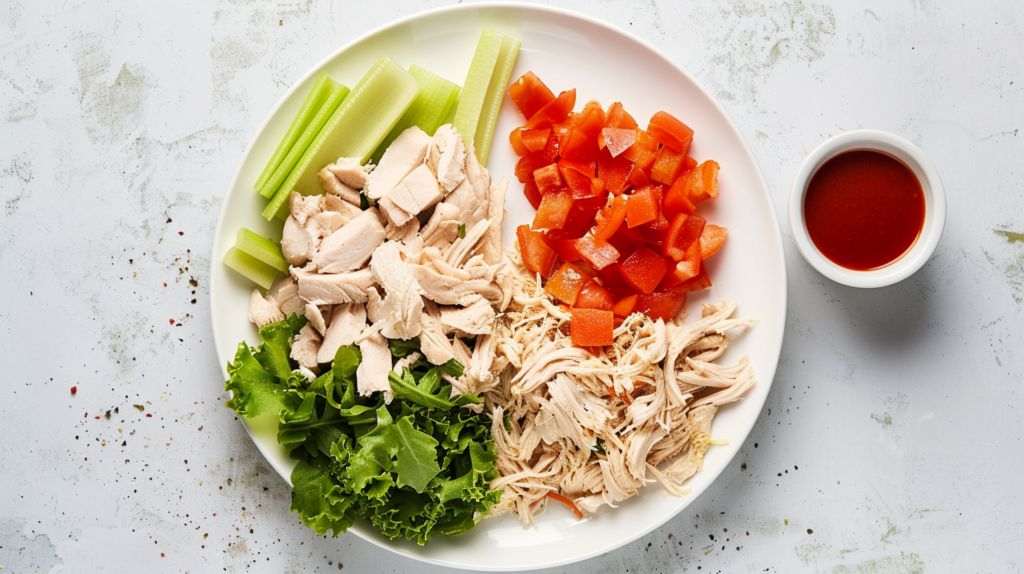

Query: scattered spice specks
left=169, top=319, right=175, bottom=325
left=178, top=231, right=183, bottom=236
left=71, top=386, right=77, bottom=395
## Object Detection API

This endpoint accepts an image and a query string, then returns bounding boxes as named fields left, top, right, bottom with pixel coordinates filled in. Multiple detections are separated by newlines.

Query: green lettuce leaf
left=224, top=343, right=287, bottom=418
left=253, top=313, right=306, bottom=378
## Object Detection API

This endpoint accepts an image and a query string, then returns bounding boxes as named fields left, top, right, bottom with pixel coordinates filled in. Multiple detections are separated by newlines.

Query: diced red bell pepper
left=545, top=262, right=591, bottom=305
left=663, top=174, right=697, bottom=219
left=514, top=133, right=559, bottom=183
left=601, top=128, right=637, bottom=158
left=700, top=224, right=729, bottom=260
left=619, top=246, right=672, bottom=294
left=561, top=127, right=599, bottom=162
left=533, top=191, right=575, bottom=230
left=640, top=212, right=671, bottom=246
left=560, top=206, right=600, bottom=238
left=629, top=166, right=650, bottom=188
left=612, top=294, right=638, bottom=317
left=509, top=127, right=529, bottom=156
left=570, top=308, right=614, bottom=347
left=517, top=225, right=558, bottom=277
left=604, top=102, right=639, bottom=130
left=553, top=116, right=574, bottom=150
left=562, top=165, right=598, bottom=197
left=575, top=234, right=620, bottom=270
left=595, top=263, right=634, bottom=297
left=542, top=230, right=583, bottom=262
left=625, top=184, right=662, bottom=228
left=634, top=291, right=687, bottom=322
left=526, top=88, right=576, bottom=129
left=678, top=160, right=721, bottom=205
left=534, top=164, right=563, bottom=195
left=573, top=100, right=606, bottom=138
left=524, top=178, right=542, bottom=210
left=621, top=129, right=659, bottom=170
left=606, top=225, right=644, bottom=258
left=574, top=190, right=607, bottom=212
left=661, top=240, right=702, bottom=288
left=650, top=146, right=690, bottom=185
left=668, top=263, right=712, bottom=293
left=647, top=111, right=694, bottom=154
left=521, top=129, right=551, bottom=153
left=592, top=195, right=628, bottom=239
left=574, top=281, right=616, bottom=312
left=663, top=213, right=706, bottom=261
left=558, top=157, right=596, bottom=178
left=508, top=72, right=556, bottom=120
left=597, top=148, right=634, bottom=196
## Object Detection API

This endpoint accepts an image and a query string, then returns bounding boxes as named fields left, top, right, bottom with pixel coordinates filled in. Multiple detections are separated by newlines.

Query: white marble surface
left=2, top=0, right=1022, bottom=572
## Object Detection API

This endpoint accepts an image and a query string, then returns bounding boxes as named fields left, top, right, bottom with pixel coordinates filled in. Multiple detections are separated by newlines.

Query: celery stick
left=442, top=93, right=459, bottom=126
left=369, top=65, right=460, bottom=164
left=258, top=80, right=350, bottom=199
left=452, top=29, right=505, bottom=151
left=254, top=74, right=333, bottom=193
left=473, top=35, right=521, bottom=165
left=234, top=227, right=289, bottom=272
left=263, top=56, right=419, bottom=220
left=223, top=247, right=279, bottom=290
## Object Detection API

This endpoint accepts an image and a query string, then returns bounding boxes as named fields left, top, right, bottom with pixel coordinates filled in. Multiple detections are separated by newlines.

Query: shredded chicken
left=248, top=289, right=284, bottom=328
left=485, top=258, right=757, bottom=523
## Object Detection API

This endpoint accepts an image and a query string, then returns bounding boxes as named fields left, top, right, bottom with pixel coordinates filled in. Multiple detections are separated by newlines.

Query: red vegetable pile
left=507, top=72, right=728, bottom=347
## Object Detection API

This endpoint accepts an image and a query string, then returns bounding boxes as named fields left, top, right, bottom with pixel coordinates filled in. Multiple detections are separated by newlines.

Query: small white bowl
left=788, top=129, right=946, bottom=288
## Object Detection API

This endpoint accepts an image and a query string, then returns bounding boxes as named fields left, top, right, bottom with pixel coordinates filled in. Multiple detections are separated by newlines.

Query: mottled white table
left=2, top=0, right=1022, bottom=572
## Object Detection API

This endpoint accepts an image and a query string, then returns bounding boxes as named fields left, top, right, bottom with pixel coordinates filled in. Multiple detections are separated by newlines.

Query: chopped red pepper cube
left=677, top=160, right=720, bottom=205
left=560, top=206, right=600, bottom=238
left=573, top=100, right=607, bottom=138
left=634, top=290, right=687, bottom=322
left=619, top=246, right=672, bottom=294
left=533, top=163, right=563, bottom=195
left=509, top=127, right=529, bottom=156
left=663, top=173, right=698, bottom=218
left=604, top=102, right=639, bottom=130
left=592, top=195, right=628, bottom=240
left=647, top=111, right=694, bottom=154
left=543, top=230, right=584, bottom=262
left=521, top=128, right=552, bottom=153
left=533, top=191, right=575, bottom=230
left=597, top=148, right=634, bottom=196
left=508, top=71, right=556, bottom=120
left=523, top=178, right=542, bottom=209
left=620, top=129, right=658, bottom=170
left=558, top=157, right=596, bottom=178
left=699, top=224, right=729, bottom=260
left=625, top=184, right=662, bottom=228
left=612, top=294, right=638, bottom=317
left=545, top=262, right=591, bottom=305
left=561, top=127, right=599, bottom=162
left=650, top=145, right=690, bottom=185
left=517, top=225, right=558, bottom=277
left=628, top=165, right=650, bottom=188
left=526, top=88, right=577, bottom=129
left=574, top=281, right=617, bottom=312
left=640, top=212, right=671, bottom=246
left=514, top=133, right=559, bottom=183
left=575, top=234, right=621, bottom=270
left=602, top=127, right=637, bottom=158
left=570, top=308, right=615, bottom=346
left=663, top=213, right=706, bottom=261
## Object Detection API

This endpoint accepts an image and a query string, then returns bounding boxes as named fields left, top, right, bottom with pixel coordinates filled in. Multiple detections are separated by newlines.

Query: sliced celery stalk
left=263, top=56, right=419, bottom=220
left=369, top=64, right=461, bottom=164
left=473, top=35, right=521, bottom=165
left=442, top=93, right=460, bottom=126
left=452, top=29, right=505, bottom=152
left=234, top=227, right=289, bottom=272
left=253, top=74, right=334, bottom=193
left=223, top=247, right=279, bottom=290
left=258, top=79, right=350, bottom=199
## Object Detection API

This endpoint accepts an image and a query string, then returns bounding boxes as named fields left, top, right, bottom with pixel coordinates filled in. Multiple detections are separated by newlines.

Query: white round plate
left=210, top=3, right=786, bottom=571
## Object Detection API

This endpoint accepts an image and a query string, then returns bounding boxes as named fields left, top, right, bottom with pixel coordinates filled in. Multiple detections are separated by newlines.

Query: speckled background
left=2, top=0, right=1022, bottom=572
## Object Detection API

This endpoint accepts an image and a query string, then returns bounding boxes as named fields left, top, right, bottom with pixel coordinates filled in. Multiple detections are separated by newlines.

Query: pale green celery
left=263, top=56, right=419, bottom=220
left=442, top=93, right=459, bottom=126
left=258, top=79, right=350, bottom=199
left=473, top=35, right=521, bottom=165
left=223, top=247, right=279, bottom=290
left=452, top=29, right=505, bottom=152
left=254, top=74, right=333, bottom=193
left=234, top=227, right=288, bottom=272
left=369, top=64, right=460, bottom=164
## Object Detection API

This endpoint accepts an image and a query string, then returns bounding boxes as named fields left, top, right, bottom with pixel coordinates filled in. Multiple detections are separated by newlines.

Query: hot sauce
left=803, top=150, right=925, bottom=271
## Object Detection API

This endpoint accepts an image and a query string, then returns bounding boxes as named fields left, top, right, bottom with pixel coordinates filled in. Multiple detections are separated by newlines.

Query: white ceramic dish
left=788, top=129, right=946, bottom=288
left=209, top=3, right=787, bottom=570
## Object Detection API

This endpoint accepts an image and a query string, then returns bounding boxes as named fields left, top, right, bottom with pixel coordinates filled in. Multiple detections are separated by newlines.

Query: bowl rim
left=788, top=129, right=946, bottom=288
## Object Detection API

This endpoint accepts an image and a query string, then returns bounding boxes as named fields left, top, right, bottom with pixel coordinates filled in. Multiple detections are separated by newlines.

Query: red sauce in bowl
left=803, top=150, right=925, bottom=271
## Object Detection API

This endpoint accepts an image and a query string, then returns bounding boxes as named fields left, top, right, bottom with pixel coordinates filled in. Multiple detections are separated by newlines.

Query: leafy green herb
left=458, top=223, right=467, bottom=239
left=387, top=337, right=421, bottom=358
left=224, top=319, right=501, bottom=545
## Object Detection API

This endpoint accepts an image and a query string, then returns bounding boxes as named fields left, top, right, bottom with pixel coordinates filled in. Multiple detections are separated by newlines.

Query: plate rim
left=209, top=2, right=788, bottom=570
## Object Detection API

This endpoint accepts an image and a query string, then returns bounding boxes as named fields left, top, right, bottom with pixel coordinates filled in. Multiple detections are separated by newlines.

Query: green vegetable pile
left=224, top=315, right=502, bottom=544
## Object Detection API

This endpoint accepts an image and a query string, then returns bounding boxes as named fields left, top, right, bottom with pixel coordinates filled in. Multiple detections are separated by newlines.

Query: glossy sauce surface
left=803, top=150, right=925, bottom=271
